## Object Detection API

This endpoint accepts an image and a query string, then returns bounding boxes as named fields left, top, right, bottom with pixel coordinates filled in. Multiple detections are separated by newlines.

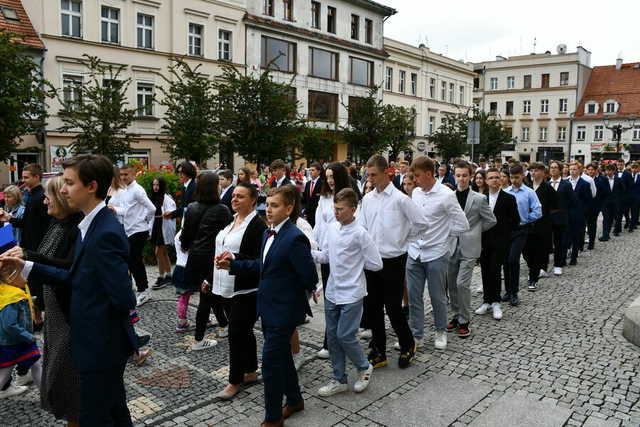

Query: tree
left=212, top=64, right=304, bottom=167
left=383, top=105, right=416, bottom=161
left=0, top=31, right=49, bottom=162
left=158, top=59, right=218, bottom=164
left=341, top=88, right=388, bottom=162
left=430, top=113, right=468, bottom=162
left=56, top=55, right=137, bottom=162
left=295, top=125, right=338, bottom=163
left=473, top=109, right=511, bottom=161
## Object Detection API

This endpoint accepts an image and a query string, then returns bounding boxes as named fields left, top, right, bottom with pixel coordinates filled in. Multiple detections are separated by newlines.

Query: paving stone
left=468, top=393, right=571, bottom=427
left=583, top=416, right=622, bottom=427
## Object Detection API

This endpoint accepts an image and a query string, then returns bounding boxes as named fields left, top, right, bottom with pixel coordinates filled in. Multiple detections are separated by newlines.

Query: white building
left=383, top=38, right=475, bottom=160
left=244, top=0, right=396, bottom=161
left=474, top=45, right=592, bottom=163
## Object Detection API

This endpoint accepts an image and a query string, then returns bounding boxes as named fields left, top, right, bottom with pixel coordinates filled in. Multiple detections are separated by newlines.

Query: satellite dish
left=557, top=44, right=567, bottom=54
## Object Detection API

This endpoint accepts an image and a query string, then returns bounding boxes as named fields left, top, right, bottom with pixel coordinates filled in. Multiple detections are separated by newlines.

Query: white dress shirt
left=313, top=195, right=336, bottom=252
left=581, top=172, right=597, bottom=197
left=488, top=190, right=500, bottom=211
left=263, top=218, right=288, bottom=262
left=550, top=178, right=562, bottom=191
left=312, top=220, right=382, bottom=304
left=408, top=182, right=470, bottom=262
left=358, top=182, right=431, bottom=259
left=213, top=211, right=257, bottom=298
left=220, top=184, right=232, bottom=201
left=608, top=176, right=615, bottom=190
left=113, top=181, right=155, bottom=237
left=569, top=177, right=578, bottom=190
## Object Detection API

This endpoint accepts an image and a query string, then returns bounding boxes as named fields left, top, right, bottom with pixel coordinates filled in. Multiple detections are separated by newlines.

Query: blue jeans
left=324, top=297, right=369, bottom=383
left=406, top=254, right=449, bottom=337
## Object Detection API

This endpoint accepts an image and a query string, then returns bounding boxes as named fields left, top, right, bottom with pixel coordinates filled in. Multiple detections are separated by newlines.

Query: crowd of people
left=0, top=152, right=637, bottom=427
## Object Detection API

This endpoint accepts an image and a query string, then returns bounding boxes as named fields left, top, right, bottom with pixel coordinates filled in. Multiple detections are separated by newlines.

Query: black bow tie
left=266, top=229, right=277, bottom=238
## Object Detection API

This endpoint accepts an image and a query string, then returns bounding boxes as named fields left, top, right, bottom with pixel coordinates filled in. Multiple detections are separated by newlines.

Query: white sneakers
left=539, top=269, right=549, bottom=279
left=393, top=338, right=423, bottom=351
left=492, top=303, right=503, bottom=320
left=191, top=338, right=218, bottom=351
left=318, top=380, right=348, bottom=397
left=553, top=267, right=562, bottom=276
left=0, top=384, right=28, bottom=399
left=136, top=290, right=152, bottom=307
left=15, top=372, right=33, bottom=387
left=357, top=329, right=372, bottom=339
left=354, top=364, right=373, bottom=393
left=434, top=331, right=447, bottom=350
left=216, top=327, right=228, bottom=338
left=475, top=303, right=491, bottom=315
left=317, top=348, right=330, bottom=359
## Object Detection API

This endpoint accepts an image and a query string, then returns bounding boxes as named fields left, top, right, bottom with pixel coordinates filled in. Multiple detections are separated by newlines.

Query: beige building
left=383, top=38, right=475, bottom=160
left=473, top=45, right=592, bottom=163
left=16, top=0, right=247, bottom=183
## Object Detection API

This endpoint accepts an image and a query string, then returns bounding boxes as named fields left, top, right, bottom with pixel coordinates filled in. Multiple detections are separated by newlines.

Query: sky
left=382, top=0, right=640, bottom=67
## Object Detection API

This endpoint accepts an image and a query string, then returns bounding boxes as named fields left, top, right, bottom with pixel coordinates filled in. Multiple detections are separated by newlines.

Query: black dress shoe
left=509, top=295, right=519, bottom=306
left=569, top=259, right=577, bottom=266
left=599, top=236, right=609, bottom=242
left=587, top=244, right=594, bottom=250
left=501, top=293, right=511, bottom=302
left=613, top=232, right=620, bottom=237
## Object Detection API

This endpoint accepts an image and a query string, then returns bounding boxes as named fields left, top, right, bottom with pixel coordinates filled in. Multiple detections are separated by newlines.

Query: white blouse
left=212, top=211, right=258, bottom=298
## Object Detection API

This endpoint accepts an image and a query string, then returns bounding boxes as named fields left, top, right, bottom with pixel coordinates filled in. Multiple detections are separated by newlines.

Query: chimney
left=616, top=52, right=623, bottom=70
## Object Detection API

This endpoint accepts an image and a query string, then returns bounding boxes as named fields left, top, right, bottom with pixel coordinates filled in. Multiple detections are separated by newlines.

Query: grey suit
left=448, top=190, right=497, bottom=325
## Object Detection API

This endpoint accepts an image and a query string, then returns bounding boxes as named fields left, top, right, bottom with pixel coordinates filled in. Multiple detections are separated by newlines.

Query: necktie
left=266, top=229, right=277, bottom=238
left=310, top=180, right=315, bottom=195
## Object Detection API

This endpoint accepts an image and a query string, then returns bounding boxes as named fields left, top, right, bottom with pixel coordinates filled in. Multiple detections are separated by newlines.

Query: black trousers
left=602, top=200, right=618, bottom=239
left=195, top=291, right=231, bottom=342
left=128, top=231, right=149, bottom=292
left=586, top=211, right=598, bottom=247
left=523, top=233, right=549, bottom=283
left=228, top=292, right=258, bottom=385
left=79, top=362, right=132, bottom=427
left=480, top=246, right=507, bottom=304
left=552, top=224, right=568, bottom=267
left=364, top=253, right=414, bottom=356
left=504, top=228, right=528, bottom=296
left=568, top=217, right=585, bottom=262
left=630, top=198, right=640, bottom=231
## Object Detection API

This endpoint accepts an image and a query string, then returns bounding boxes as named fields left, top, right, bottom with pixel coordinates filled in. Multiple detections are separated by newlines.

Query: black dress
left=150, top=197, right=164, bottom=246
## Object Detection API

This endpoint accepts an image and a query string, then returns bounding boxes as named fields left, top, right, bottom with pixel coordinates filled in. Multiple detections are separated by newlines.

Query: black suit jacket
left=392, top=174, right=404, bottom=191
left=172, top=179, right=195, bottom=219
left=529, top=181, right=558, bottom=236
left=10, top=184, right=50, bottom=251
left=274, top=176, right=292, bottom=188
left=221, top=185, right=235, bottom=212
left=618, top=170, right=634, bottom=195
left=597, top=175, right=624, bottom=206
left=550, top=179, right=573, bottom=227
left=232, top=213, right=267, bottom=293
left=302, top=178, right=322, bottom=227
left=482, top=190, right=520, bottom=253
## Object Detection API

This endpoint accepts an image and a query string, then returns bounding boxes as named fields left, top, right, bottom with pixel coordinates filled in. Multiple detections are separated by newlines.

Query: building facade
left=473, top=46, right=592, bottom=163
left=571, top=60, right=640, bottom=164
left=383, top=38, right=474, bottom=160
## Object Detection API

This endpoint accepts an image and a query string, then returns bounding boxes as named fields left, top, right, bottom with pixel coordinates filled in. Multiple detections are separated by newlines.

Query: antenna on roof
left=533, top=37, right=537, bottom=53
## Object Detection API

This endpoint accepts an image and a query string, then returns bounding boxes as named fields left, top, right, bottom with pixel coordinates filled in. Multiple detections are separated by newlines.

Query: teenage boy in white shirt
left=312, top=188, right=382, bottom=397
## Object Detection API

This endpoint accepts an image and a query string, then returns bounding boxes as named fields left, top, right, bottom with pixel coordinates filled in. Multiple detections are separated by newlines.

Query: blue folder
left=0, top=225, right=17, bottom=254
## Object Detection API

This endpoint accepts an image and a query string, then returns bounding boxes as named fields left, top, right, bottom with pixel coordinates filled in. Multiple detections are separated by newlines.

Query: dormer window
left=585, top=101, right=598, bottom=115
left=604, top=99, right=618, bottom=114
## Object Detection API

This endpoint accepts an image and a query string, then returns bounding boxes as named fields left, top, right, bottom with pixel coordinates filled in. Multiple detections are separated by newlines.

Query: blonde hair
left=46, top=176, right=76, bottom=217
left=3, top=185, right=23, bottom=208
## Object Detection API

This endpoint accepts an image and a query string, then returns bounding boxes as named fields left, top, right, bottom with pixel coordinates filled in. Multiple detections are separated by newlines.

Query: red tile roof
left=575, top=63, right=640, bottom=119
left=0, top=0, right=44, bottom=50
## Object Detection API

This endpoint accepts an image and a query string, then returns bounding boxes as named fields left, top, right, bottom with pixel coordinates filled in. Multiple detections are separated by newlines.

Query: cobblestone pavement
left=3, top=228, right=640, bottom=426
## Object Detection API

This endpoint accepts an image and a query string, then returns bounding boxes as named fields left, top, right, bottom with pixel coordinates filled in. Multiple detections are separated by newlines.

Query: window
left=350, top=57, right=373, bottom=87
left=507, top=76, right=515, bottom=89
left=429, top=78, right=435, bottom=98
left=309, top=47, right=337, bottom=80
left=283, top=0, right=293, bottom=21
left=490, top=77, right=498, bottom=90
left=505, top=127, right=513, bottom=138
left=441, top=81, right=446, bottom=100
left=429, top=116, right=435, bottom=135
left=137, top=83, right=154, bottom=116
left=1, top=7, right=19, bottom=21
left=587, top=103, right=596, bottom=114
left=539, top=127, right=547, bottom=141
left=522, top=127, right=530, bottom=141
left=449, top=83, right=454, bottom=103
left=188, top=23, right=203, bottom=56
left=558, top=126, right=567, bottom=141
left=61, top=0, right=82, bottom=38
left=385, top=67, right=393, bottom=91
left=365, top=19, right=373, bottom=44
left=411, top=73, right=418, bottom=96
left=633, top=126, right=640, bottom=141
left=263, top=0, right=274, bottom=16
left=523, top=100, right=531, bottom=114
left=594, top=125, right=604, bottom=141
left=327, top=6, right=336, bottom=33
left=523, top=74, right=531, bottom=89
left=577, top=126, right=586, bottom=141
left=459, top=85, right=464, bottom=105
left=560, top=72, right=569, bottom=86
left=399, top=71, right=406, bottom=93
left=136, top=14, right=154, bottom=49
left=540, top=99, right=549, bottom=114
left=606, top=102, right=616, bottom=113
left=559, top=98, right=568, bottom=113
left=100, top=6, right=119, bottom=44
left=308, top=90, right=338, bottom=121
left=62, top=74, right=82, bottom=109
left=261, top=36, right=296, bottom=72
left=489, top=102, right=497, bottom=115
left=311, top=1, right=320, bottom=29
left=541, top=73, right=550, bottom=88
left=218, top=30, right=232, bottom=61
left=506, top=101, right=514, bottom=116
left=350, top=14, right=359, bottom=40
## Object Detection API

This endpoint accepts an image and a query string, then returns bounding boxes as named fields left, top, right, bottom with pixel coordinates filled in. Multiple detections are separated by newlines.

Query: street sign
left=467, top=120, right=480, bottom=145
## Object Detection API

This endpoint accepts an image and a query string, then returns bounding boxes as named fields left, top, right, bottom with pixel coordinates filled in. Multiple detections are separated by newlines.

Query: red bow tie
left=266, top=229, right=277, bottom=238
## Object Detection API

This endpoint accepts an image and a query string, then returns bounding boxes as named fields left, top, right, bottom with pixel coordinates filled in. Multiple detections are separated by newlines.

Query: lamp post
left=604, top=116, right=636, bottom=152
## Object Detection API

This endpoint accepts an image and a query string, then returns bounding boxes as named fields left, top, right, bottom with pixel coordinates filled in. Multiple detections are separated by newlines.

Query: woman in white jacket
left=149, top=176, right=176, bottom=289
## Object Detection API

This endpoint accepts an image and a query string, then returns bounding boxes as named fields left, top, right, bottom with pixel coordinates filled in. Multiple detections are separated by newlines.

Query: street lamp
left=604, top=116, right=637, bottom=152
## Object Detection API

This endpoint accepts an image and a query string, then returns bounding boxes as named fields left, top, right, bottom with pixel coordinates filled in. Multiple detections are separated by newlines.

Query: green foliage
left=383, top=104, right=416, bottom=161
left=0, top=30, right=50, bottom=162
left=295, top=125, right=337, bottom=163
left=473, top=109, right=512, bottom=161
left=136, top=170, right=181, bottom=200
left=157, top=59, right=218, bottom=164
left=56, top=55, right=138, bottom=162
left=212, top=64, right=305, bottom=167
left=341, top=88, right=388, bottom=161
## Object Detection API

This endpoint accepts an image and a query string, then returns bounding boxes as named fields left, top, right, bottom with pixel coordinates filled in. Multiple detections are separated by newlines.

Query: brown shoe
left=260, top=418, right=284, bottom=427
left=282, top=401, right=304, bottom=419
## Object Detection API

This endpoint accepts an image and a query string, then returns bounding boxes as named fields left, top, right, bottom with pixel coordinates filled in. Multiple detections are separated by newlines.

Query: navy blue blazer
left=551, top=179, right=574, bottom=227
left=618, top=170, right=634, bottom=194
left=598, top=175, right=625, bottom=205
left=569, top=178, right=592, bottom=218
left=439, top=173, right=455, bottom=187
left=630, top=174, right=640, bottom=200
left=172, top=179, right=195, bottom=219
left=230, top=219, right=318, bottom=328
left=221, top=184, right=235, bottom=212
left=28, top=207, right=137, bottom=373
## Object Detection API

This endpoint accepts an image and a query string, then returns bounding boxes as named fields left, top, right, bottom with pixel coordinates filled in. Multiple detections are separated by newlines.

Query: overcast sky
left=382, top=0, right=640, bottom=67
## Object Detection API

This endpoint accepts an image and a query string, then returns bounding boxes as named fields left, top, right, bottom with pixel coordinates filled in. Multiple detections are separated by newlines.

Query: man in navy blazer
left=599, top=163, right=626, bottom=240
left=616, top=159, right=634, bottom=230
left=1, top=155, right=137, bottom=426
left=566, top=163, right=593, bottom=265
left=628, top=162, right=640, bottom=232
left=219, top=185, right=318, bottom=427
left=548, top=161, right=574, bottom=273
left=164, top=160, right=197, bottom=220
